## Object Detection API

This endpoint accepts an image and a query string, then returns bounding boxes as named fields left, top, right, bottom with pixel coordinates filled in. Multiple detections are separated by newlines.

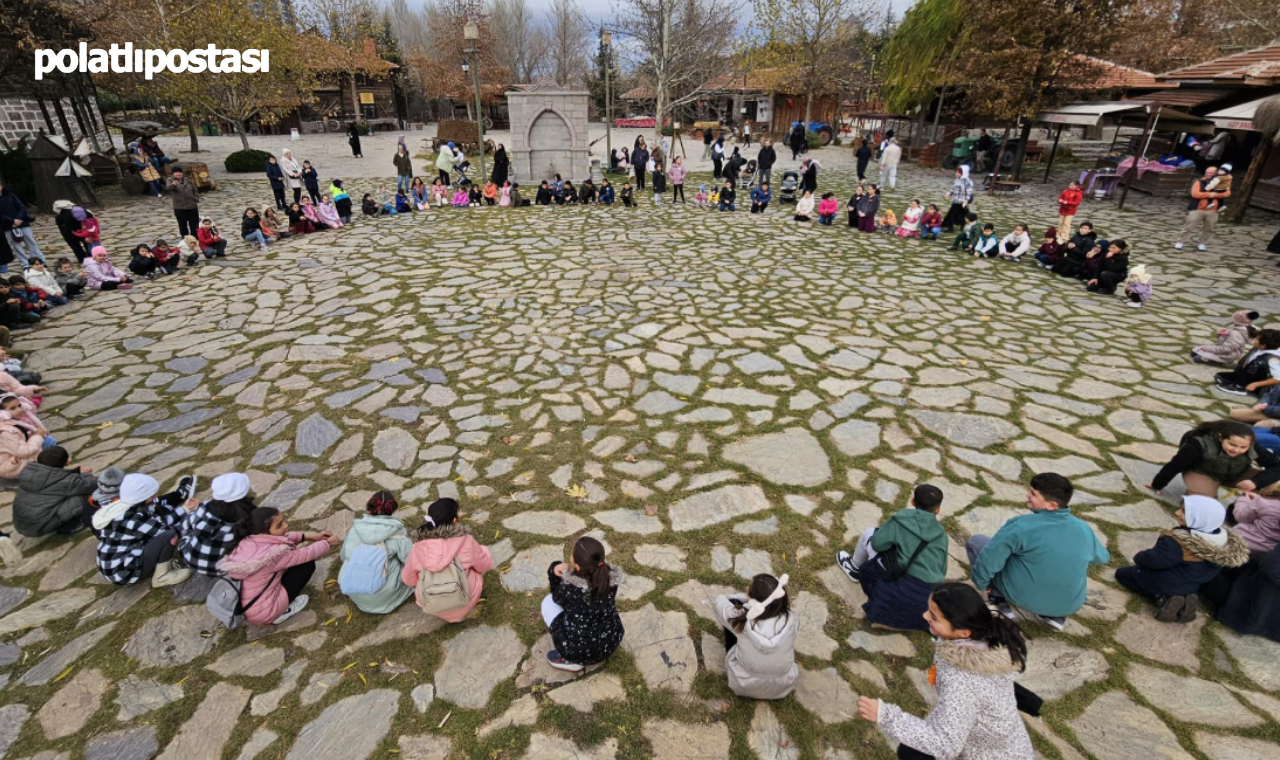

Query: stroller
left=739, top=159, right=757, bottom=190
left=778, top=170, right=800, bottom=204
left=451, top=161, right=472, bottom=189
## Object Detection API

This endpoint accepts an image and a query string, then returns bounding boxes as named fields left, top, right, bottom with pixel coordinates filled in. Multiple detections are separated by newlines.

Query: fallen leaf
left=644, top=504, right=659, bottom=517
left=96, top=421, right=114, bottom=430
left=565, top=484, right=587, bottom=499
left=52, top=665, right=74, bottom=683
left=625, top=454, right=637, bottom=463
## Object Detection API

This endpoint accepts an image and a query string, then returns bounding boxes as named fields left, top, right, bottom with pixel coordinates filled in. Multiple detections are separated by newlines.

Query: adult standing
left=167, top=167, right=201, bottom=240
left=633, top=135, right=647, bottom=163
left=702, top=127, right=714, bottom=160
left=1176, top=166, right=1230, bottom=252
left=855, top=139, right=872, bottom=181
left=52, top=200, right=90, bottom=263
left=265, top=155, right=287, bottom=211
left=973, top=129, right=993, bottom=173
left=789, top=122, right=807, bottom=161
left=279, top=149, right=304, bottom=204
left=800, top=157, right=819, bottom=195
left=347, top=123, right=363, bottom=158
left=757, top=140, right=776, bottom=188
left=393, top=145, right=413, bottom=195
left=633, top=142, right=650, bottom=191
left=711, top=137, right=725, bottom=179
left=491, top=144, right=510, bottom=186
left=940, top=165, right=973, bottom=232
left=880, top=138, right=902, bottom=190
left=435, top=143, right=455, bottom=186
left=651, top=142, right=666, bottom=172
left=0, top=181, right=43, bottom=267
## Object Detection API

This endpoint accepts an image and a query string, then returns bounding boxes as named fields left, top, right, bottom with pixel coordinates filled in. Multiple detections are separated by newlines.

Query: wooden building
left=264, top=38, right=401, bottom=135
left=697, top=70, right=840, bottom=138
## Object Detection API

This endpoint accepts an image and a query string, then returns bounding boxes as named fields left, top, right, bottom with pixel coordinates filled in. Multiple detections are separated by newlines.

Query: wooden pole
left=988, top=125, right=1012, bottom=196
left=1227, top=135, right=1275, bottom=223
left=1042, top=123, right=1064, bottom=184
left=1117, top=107, right=1159, bottom=211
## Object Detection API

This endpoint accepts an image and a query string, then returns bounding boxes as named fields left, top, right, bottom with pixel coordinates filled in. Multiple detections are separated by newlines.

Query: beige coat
left=713, top=594, right=799, bottom=699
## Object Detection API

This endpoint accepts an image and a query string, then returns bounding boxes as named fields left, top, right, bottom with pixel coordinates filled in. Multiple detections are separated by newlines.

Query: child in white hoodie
left=793, top=191, right=815, bottom=222
left=999, top=224, right=1032, bottom=261
left=23, top=260, right=66, bottom=301
left=713, top=573, right=799, bottom=699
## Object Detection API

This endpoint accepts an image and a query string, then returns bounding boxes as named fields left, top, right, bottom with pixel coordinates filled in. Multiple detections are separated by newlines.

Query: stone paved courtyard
left=2, top=140, right=1280, bottom=760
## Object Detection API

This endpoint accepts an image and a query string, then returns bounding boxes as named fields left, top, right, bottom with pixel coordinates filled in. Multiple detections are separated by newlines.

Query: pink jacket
left=84, top=258, right=126, bottom=290
left=400, top=524, right=493, bottom=623
left=818, top=198, right=839, bottom=216
left=0, top=371, right=38, bottom=398
left=1231, top=493, right=1280, bottom=554
left=0, top=412, right=42, bottom=479
left=218, top=532, right=331, bottom=625
left=668, top=164, right=687, bottom=184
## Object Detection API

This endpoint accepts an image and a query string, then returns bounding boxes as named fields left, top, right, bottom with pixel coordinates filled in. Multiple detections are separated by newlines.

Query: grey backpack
left=206, top=572, right=277, bottom=629
left=415, top=560, right=470, bottom=615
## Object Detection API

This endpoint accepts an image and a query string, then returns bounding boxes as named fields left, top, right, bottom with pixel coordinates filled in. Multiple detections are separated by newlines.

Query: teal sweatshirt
left=871, top=508, right=949, bottom=584
left=339, top=515, right=415, bottom=614
left=970, top=508, right=1110, bottom=618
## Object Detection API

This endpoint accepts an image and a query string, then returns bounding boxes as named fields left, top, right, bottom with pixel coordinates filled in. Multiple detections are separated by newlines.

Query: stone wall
left=508, top=90, right=590, bottom=184
left=0, top=96, right=113, bottom=152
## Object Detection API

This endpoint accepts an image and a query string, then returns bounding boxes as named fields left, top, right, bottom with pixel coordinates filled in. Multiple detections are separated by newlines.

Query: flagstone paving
left=1, top=140, right=1279, bottom=758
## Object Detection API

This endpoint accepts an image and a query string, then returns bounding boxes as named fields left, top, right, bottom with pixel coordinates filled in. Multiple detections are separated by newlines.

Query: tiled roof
left=1158, top=42, right=1280, bottom=85
left=1073, top=56, right=1166, bottom=90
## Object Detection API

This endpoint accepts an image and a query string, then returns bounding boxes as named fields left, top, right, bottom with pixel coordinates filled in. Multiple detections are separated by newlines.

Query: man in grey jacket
left=13, top=446, right=96, bottom=536
left=167, top=167, right=201, bottom=239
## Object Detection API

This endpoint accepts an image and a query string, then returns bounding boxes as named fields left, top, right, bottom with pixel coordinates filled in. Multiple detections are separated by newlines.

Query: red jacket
left=152, top=245, right=177, bottom=265
left=197, top=227, right=222, bottom=248
left=921, top=210, right=944, bottom=228
left=1058, top=187, right=1082, bottom=215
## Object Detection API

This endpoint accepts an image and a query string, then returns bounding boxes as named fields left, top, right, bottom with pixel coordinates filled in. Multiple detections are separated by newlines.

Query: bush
left=805, top=130, right=823, bottom=150
left=661, top=125, right=675, bottom=137
left=224, top=149, right=273, bottom=173
left=352, top=121, right=373, bottom=136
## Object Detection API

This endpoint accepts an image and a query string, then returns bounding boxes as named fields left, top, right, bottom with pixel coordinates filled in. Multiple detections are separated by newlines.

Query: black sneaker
left=176, top=475, right=197, bottom=502
left=1176, top=594, right=1199, bottom=623
left=1155, top=595, right=1185, bottom=622
left=1216, top=383, right=1249, bottom=396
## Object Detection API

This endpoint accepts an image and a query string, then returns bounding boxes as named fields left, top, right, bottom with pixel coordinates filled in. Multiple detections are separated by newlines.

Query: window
left=361, top=104, right=378, bottom=120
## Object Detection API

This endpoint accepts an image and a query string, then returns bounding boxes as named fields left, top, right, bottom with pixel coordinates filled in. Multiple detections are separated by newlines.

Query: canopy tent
left=1032, top=102, right=1213, bottom=204
left=1206, top=97, right=1270, bottom=131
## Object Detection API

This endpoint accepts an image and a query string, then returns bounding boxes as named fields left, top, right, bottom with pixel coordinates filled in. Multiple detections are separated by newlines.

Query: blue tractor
left=790, top=121, right=836, bottom=146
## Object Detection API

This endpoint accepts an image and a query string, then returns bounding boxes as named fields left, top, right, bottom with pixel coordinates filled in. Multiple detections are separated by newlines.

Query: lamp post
left=463, top=22, right=486, bottom=183
left=602, top=30, right=612, bottom=172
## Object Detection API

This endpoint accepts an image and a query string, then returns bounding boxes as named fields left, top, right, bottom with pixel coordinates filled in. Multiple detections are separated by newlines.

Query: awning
left=1035, top=101, right=1214, bottom=133
left=1207, top=96, right=1269, bottom=131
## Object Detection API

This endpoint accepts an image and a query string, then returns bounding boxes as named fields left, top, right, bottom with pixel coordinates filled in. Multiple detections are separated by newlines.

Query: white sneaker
left=1128, top=301, right=1143, bottom=308
left=1197, top=244, right=1207, bottom=251
left=151, top=559, right=193, bottom=588
left=273, top=594, right=309, bottom=624
left=1173, top=242, right=1184, bottom=250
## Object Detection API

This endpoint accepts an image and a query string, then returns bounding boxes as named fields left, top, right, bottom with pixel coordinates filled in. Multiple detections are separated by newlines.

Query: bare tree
left=487, top=0, right=547, bottom=83
left=544, top=0, right=590, bottom=87
left=615, top=0, right=742, bottom=146
left=389, top=0, right=429, bottom=50
left=750, top=0, right=870, bottom=124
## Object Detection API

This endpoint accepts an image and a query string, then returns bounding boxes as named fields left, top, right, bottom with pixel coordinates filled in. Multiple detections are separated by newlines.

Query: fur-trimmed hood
left=559, top=565, right=626, bottom=591
left=935, top=639, right=1021, bottom=676
left=217, top=534, right=297, bottom=579
left=1166, top=528, right=1251, bottom=568
left=414, top=522, right=470, bottom=541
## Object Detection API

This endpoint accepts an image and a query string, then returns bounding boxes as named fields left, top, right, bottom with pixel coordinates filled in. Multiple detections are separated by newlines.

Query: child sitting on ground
left=483, top=181, right=498, bottom=206
left=1033, top=227, right=1063, bottom=269
left=401, top=498, right=493, bottom=622
left=999, top=223, right=1031, bottom=261
left=1124, top=265, right=1153, bottom=308
left=877, top=207, right=898, bottom=232
left=543, top=535, right=625, bottom=672
left=920, top=204, right=944, bottom=240
left=361, top=194, right=379, bottom=217
left=0, top=348, right=40, bottom=387
left=817, top=193, right=839, bottom=225
left=499, top=181, right=512, bottom=207
left=1087, top=239, right=1130, bottom=293
left=431, top=178, right=448, bottom=208
left=94, top=473, right=200, bottom=588
left=511, top=183, right=524, bottom=207
left=713, top=573, right=797, bottom=698
left=1194, top=311, right=1259, bottom=365
left=897, top=200, right=923, bottom=237
left=151, top=239, right=181, bottom=274
left=12, top=445, right=95, bottom=537
left=1115, top=495, right=1248, bottom=623
left=339, top=491, right=415, bottom=614
left=452, top=185, right=470, bottom=208
left=10, top=276, right=60, bottom=310
left=377, top=185, right=397, bottom=216
left=949, top=212, right=980, bottom=252
left=536, top=181, right=552, bottom=205
left=597, top=181, right=613, bottom=206
left=468, top=183, right=483, bottom=206
left=972, top=224, right=999, bottom=258
left=621, top=183, right=635, bottom=207
left=23, top=259, right=69, bottom=302
left=794, top=190, right=815, bottom=222
left=54, top=259, right=87, bottom=298
left=395, top=189, right=412, bottom=214
left=695, top=185, right=709, bottom=207
left=177, top=472, right=258, bottom=576
left=218, top=507, right=334, bottom=624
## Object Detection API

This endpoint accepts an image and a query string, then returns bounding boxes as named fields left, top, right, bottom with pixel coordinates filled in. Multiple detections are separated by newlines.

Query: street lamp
left=463, top=22, right=486, bottom=183
left=602, top=30, right=612, bottom=172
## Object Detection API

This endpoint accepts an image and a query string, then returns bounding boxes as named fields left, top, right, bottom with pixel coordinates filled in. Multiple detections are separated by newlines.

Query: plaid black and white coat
left=178, top=501, right=247, bottom=576
left=94, top=499, right=185, bottom=585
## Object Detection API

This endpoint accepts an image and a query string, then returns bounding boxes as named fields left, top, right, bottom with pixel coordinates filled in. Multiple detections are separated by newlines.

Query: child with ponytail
left=858, top=582, right=1034, bottom=759
left=339, top=491, right=415, bottom=614
left=713, top=573, right=798, bottom=699
left=400, top=498, right=493, bottom=622
left=543, top=535, right=625, bottom=672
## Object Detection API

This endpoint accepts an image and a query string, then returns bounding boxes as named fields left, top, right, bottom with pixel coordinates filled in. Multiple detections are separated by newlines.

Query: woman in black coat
left=855, top=139, right=872, bottom=180
left=491, top=144, right=510, bottom=186
left=789, top=123, right=807, bottom=160
left=53, top=201, right=90, bottom=262
left=265, top=156, right=287, bottom=210
left=1204, top=547, right=1280, bottom=642
left=347, top=123, right=363, bottom=158
left=800, top=158, right=818, bottom=194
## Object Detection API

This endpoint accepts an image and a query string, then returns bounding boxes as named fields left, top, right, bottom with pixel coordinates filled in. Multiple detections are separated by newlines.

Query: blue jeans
left=243, top=231, right=268, bottom=247
left=1034, top=251, right=1052, bottom=266
left=819, top=214, right=835, bottom=225
left=42, top=435, right=56, bottom=449
left=45, top=294, right=67, bottom=306
left=8, top=227, right=43, bottom=265
left=719, top=201, right=735, bottom=211
left=146, top=179, right=162, bottom=196
left=1255, top=426, right=1280, bottom=454
left=397, top=175, right=411, bottom=194
left=923, top=226, right=942, bottom=239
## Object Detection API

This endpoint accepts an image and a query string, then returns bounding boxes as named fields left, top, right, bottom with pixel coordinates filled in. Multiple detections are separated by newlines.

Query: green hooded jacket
left=871, top=508, right=949, bottom=584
